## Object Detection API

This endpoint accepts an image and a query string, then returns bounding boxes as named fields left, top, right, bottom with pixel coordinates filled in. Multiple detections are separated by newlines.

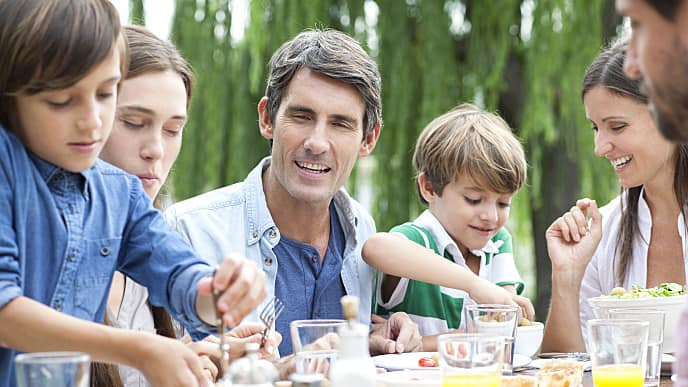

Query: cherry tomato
left=418, top=356, right=437, bottom=367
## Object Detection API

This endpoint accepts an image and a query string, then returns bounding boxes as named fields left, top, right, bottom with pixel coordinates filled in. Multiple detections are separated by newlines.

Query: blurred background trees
left=127, top=0, right=625, bottom=319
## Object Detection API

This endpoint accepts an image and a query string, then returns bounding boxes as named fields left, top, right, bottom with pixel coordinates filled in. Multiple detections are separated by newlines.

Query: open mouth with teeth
left=611, top=155, right=632, bottom=169
left=296, top=161, right=331, bottom=173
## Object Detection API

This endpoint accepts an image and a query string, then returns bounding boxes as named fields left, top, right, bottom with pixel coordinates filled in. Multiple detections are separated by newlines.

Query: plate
left=373, top=352, right=439, bottom=371
left=513, top=354, right=531, bottom=368
left=376, top=370, right=440, bottom=387
left=372, top=352, right=531, bottom=371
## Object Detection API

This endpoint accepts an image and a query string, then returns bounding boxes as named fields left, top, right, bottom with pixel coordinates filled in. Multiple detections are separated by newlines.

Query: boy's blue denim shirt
left=0, top=125, right=215, bottom=386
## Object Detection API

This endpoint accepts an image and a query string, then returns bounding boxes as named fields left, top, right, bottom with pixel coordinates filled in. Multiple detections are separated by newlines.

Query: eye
left=119, top=117, right=145, bottom=129
left=498, top=202, right=511, bottom=208
left=164, top=126, right=183, bottom=137
left=464, top=196, right=480, bottom=205
left=611, top=123, right=627, bottom=131
left=97, top=92, right=114, bottom=100
left=47, top=99, right=71, bottom=108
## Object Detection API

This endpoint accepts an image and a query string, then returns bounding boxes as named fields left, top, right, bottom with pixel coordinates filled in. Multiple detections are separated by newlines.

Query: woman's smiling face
left=584, top=85, right=677, bottom=189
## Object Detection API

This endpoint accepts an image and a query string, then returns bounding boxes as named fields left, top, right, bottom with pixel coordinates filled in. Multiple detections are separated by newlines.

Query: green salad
left=604, top=282, right=686, bottom=299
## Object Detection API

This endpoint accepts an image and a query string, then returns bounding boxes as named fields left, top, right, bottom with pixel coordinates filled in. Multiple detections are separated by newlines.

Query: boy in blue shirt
left=0, top=1, right=266, bottom=386
left=363, top=104, right=535, bottom=350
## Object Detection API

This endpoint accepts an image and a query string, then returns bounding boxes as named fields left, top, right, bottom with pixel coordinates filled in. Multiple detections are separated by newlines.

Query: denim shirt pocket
left=74, top=237, right=122, bottom=319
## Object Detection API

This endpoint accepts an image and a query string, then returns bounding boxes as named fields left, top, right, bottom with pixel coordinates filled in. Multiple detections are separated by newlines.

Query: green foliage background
left=130, top=0, right=623, bottom=318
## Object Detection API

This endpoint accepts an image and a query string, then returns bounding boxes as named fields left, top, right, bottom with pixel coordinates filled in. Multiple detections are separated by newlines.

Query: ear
left=417, top=172, right=437, bottom=203
left=258, top=97, right=273, bottom=140
left=358, top=122, right=381, bottom=157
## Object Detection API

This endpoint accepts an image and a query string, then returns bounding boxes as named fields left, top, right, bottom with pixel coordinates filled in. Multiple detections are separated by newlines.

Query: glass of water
left=15, top=352, right=90, bottom=387
left=290, top=319, right=345, bottom=376
left=464, top=304, right=519, bottom=375
left=609, top=309, right=665, bottom=387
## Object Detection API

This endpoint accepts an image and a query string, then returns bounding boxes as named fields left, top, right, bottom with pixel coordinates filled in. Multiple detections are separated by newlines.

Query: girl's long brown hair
left=91, top=24, right=193, bottom=387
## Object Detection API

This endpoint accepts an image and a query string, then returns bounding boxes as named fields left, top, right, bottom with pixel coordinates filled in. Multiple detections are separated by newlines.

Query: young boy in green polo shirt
left=362, top=103, right=534, bottom=351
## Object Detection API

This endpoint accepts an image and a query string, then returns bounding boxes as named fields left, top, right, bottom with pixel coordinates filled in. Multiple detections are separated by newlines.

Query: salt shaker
left=328, top=295, right=376, bottom=387
left=227, top=342, right=278, bottom=386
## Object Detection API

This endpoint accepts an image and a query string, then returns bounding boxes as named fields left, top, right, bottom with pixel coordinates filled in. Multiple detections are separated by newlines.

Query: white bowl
left=514, top=321, right=544, bottom=357
left=586, top=294, right=687, bottom=353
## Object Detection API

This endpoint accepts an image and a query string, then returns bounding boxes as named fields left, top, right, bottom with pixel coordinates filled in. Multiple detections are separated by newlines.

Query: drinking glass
left=15, top=352, right=90, bottom=387
left=587, top=319, right=649, bottom=387
left=437, top=333, right=504, bottom=387
left=608, top=309, right=664, bottom=387
left=290, top=319, right=346, bottom=376
left=464, top=304, right=518, bottom=374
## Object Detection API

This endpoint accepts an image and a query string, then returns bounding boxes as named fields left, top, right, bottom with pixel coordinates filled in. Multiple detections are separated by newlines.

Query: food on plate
left=601, top=282, right=685, bottom=299
left=417, top=353, right=439, bottom=367
left=536, top=359, right=584, bottom=387
left=500, top=375, right=536, bottom=387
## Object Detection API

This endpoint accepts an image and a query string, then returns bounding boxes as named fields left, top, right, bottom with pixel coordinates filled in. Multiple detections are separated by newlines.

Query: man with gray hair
left=168, top=28, right=421, bottom=376
left=616, top=1, right=688, bottom=384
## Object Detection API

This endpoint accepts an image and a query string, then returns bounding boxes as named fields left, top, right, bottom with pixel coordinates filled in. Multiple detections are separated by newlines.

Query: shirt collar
left=244, top=156, right=361, bottom=245
left=413, top=210, right=500, bottom=261
left=29, top=152, right=92, bottom=196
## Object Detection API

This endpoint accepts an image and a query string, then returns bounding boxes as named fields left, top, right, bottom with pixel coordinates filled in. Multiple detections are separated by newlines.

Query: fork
left=211, top=270, right=230, bottom=374
left=259, top=297, right=285, bottom=349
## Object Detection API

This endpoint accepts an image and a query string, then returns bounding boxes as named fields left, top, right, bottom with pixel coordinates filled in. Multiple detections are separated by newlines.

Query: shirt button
left=68, top=252, right=76, bottom=261
left=252, top=231, right=259, bottom=239
left=311, top=255, right=318, bottom=263
left=100, top=247, right=110, bottom=256
left=269, top=230, right=277, bottom=239
left=315, top=309, right=321, bottom=318
left=54, top=301, right=62, bottom=311
left=264, top=257, right=273, bottom=266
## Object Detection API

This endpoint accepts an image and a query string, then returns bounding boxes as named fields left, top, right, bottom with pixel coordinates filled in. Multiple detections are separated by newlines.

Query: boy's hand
left=136, top=334, right=213, bottom=387
left=469, top=279, right=535, bottom=320
left=546, top=198, right=603, bottom=279
left=197, top=254, right=267, bottom=328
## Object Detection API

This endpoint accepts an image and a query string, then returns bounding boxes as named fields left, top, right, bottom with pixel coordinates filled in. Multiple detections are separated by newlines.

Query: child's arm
left=363, top=233, right=527, bottom=310
left=0, top=296, right=212, bottom=386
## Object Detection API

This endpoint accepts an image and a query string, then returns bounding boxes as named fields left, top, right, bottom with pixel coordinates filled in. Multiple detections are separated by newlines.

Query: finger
left=588, top=199, right=603, bottom=236
left=222, top=264, right=267, bottom=327
left=200, top=355, right=218, bottom=381
left=371, top=314, right=387, bottom=324
left=569, top=206, right=589, bottom=236
left=562, top=212, right=580, bottom=242
left=553, top=216, right=572, bottom=242
left=186, top=351, right=210, bottom=387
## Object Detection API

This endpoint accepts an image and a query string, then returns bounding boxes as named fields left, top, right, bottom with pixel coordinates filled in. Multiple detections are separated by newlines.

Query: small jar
left=227, top=342, right=278, bottom=386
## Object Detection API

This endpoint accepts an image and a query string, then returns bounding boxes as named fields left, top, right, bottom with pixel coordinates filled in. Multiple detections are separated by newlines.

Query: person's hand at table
left=467, top=277, right=536, bottom=321
left=194, top=321, right=282, bottom=362
left=273, top=332, right=339, bottom=380
left=369, top=312, right=422, bottom=355
left=546, top=198, right=603, bottom=282
left=136, top=334, right=214, bottom=387
left=196, top=253, right=267, bottom=328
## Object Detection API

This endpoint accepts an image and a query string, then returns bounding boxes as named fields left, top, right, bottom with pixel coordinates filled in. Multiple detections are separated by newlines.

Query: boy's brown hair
left=0, top=0, right=128, bottom=131
left=413, top=103, right=527, bottom=204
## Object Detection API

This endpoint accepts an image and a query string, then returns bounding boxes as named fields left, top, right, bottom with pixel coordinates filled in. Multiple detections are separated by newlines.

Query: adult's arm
left=541, top=199, right=602, bottom=353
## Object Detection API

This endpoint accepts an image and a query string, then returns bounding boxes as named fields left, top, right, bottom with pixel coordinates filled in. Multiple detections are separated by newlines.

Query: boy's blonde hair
left=413, top=103, right=527, bottom=204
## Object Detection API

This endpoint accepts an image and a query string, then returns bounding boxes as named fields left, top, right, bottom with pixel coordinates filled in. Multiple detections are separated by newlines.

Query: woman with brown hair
left=96, top=25, right=280, bottom=386
left=542, top=39, right=688, bottom=352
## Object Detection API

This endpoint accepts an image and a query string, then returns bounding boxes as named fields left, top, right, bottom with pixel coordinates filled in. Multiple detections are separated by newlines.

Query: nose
left=623, top=39, right=642, bottom=80
left=303, top=119, right=329, bottom=155
left=140, top=129, right=163, bottom=161
left=593, top=130, right=612, bottom=157
left=76, top=98, right=102, bottom=131
left=479, top=203, right=498, bottom=223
